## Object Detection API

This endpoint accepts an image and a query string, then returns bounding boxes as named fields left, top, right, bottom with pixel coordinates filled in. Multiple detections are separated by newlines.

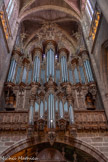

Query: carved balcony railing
left=0, top=111, right=28, bottom=131
left=75, top=110, right=108, bottom=130
left=0, top=110, right=107, bottom=131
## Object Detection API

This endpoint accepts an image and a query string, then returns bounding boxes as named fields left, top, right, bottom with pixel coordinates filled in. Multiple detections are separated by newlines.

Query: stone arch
left=18, top=5, right=81, bottom=22
left=19, top=0, right=81, bottom=18
left=1, top=136, right=108, bottom=162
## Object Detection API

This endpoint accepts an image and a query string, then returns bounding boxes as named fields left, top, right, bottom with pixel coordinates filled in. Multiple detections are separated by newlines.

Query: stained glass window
left=86, top=0, right=94, bottom=21
left=6, top=0, right=14, bottom=19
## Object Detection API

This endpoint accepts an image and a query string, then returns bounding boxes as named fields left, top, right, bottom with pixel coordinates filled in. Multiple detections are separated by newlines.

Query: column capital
left=32, top=47, right=43, bottom=61
left=58, top=48, right=69, bottom=59
left=44, top=40, right=57, bottom=53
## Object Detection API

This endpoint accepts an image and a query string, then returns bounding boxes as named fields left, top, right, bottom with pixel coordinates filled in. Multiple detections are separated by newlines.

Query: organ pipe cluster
left=6, top=41, right=95, bottom=130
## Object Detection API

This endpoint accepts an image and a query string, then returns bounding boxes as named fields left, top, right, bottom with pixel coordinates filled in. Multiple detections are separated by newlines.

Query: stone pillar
left=97, top=0, right=108, bottom=23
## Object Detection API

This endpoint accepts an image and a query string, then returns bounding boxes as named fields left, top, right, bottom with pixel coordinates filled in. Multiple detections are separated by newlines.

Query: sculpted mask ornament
left=47, top=132, right=56, bottom=146
left=85, top=92, right=95, bottom=110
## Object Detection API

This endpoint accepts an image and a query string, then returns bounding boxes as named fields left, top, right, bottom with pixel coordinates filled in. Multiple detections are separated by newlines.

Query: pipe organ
left=7, top=48, right=94, bottom=87
left=5, top=40, right=97, bottom=138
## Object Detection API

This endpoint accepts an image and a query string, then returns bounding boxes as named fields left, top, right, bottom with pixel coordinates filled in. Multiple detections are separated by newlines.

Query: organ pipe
left=79, top=66, right=85, bottom=84
left=22, top=67, right=27, bottom=83
left=28, top=69, right=32, bottom=84
left=48, top=94, right=55, bottom=129
left=59, top=101, right=64, bottom=118
left=84, top=60, right=94, bottom=82
left=47, top=49, right=55, bottom=81
left=40, top=101, right=44, bottom=118
left=61, top=56, right=68, bottom=82
left=69, top=105, right=74, bottom=124
left=35, top=102, right=39, bottom=113
left=33, top=56, right=40, bottom=82
left=74, top=68, right=79, bottom=83
left=64, top=102, right=68, bottom=113
left=16, top=66, right=21, bottom=84
left=7, top=59, right=17, bottom=82
left=87, top=60, right=94, bottom=82
left=29, top=105, right=34, bottom=125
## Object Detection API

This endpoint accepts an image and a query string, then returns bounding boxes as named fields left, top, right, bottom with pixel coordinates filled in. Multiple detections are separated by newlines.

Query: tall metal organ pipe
left=47, top=49, right=55, bottom=81
left=29, top=105, right=34, bottom=125
left=69, top=105, right=74, bottom=124
left=48, top=94, right=55, bottom=129
left=33, top=56, right=40, bottom=82
left=61, top=56, right=68, bottom=82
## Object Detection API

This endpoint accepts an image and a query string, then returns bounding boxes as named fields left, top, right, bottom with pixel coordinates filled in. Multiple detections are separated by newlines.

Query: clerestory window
left=6, top=0, right=14, bottom=20
left=86, top=0, right=94, bottom=21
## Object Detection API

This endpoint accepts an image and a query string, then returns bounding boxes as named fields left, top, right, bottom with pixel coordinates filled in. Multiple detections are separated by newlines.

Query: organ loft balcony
left=0, top=110, right=107, bottom=135
left=3, top=75, right=108, bottom=144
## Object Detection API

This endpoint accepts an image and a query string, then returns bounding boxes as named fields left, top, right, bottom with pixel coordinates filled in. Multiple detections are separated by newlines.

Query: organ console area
left=4, top=40, right=98, bottom=138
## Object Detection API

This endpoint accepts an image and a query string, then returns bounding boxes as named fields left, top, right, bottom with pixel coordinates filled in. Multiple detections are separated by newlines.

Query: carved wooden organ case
left=4, top=40, right=99, bottom=142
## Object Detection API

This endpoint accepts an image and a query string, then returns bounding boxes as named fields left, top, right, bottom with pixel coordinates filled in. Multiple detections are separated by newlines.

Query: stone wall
left=93, top=16, right=108, bottom=76
left=0, top=132, right=108, bottom=161
left=0, top=111, right=107, bottom=161
left=0, top=132, right=27, bottom=155
left=78, top=132, right=108, bottom=159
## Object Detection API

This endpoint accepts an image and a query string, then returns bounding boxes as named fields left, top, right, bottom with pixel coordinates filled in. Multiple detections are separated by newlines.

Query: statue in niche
left=85, top=92, right=95, bottom=110
left=5, top=88, right=16, bottom=110
left=73, top=152, right=77, bottom=162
